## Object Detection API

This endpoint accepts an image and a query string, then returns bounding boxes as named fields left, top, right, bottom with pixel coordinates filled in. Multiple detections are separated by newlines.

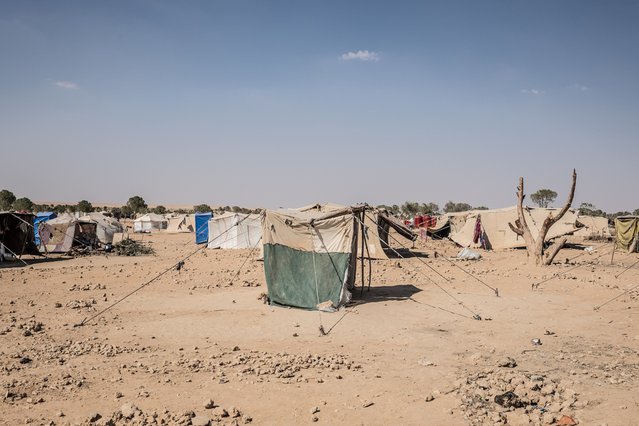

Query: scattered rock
left=362, top=401, right=374, bottom=408
left=497, top=357, right=517, bottom=368
left=557, top=415, right=578, bottom=426
left=204, top=399, right=215, bottom=409
left=120, top=402, right=140, bottom=419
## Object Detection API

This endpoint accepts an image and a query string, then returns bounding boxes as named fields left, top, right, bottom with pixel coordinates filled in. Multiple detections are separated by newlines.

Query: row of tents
left=2, top=206, right=639, bottom=312
left=427, top=206, right=612, bottom=251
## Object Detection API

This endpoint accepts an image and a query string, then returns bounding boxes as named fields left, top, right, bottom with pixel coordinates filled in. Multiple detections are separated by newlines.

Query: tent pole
left=610, top=242, right=616, bottom=265
left=360, top=211, right=365, bottom=297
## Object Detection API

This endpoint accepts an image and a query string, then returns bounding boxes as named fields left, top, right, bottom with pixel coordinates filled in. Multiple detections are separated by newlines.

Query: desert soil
left=1, top=232, right=638, bottom=425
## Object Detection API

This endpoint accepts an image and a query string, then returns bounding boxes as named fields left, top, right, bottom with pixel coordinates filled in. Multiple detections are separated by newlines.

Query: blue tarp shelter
left=34, top=212, right=57, bottom=246
left=195, top=212, right=212, bottom=244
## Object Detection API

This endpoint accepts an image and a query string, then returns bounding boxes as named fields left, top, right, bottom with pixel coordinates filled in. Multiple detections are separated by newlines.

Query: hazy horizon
left=1, top=1, right=638, bottom=213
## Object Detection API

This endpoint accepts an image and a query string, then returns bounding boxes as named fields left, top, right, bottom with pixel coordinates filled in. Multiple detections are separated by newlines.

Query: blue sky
left=1, top=1, right=637, bottom=211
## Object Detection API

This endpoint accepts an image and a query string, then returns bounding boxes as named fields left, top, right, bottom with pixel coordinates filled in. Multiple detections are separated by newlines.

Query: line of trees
left=4, top=187, right=638, bottom=221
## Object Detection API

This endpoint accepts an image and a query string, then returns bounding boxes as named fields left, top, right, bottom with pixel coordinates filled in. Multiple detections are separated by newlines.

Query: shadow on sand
left=383, top=248, right=430, bottom=259
left=0, top=256, right=69, bottom=269
left=350, top=283, right=422, bottom=306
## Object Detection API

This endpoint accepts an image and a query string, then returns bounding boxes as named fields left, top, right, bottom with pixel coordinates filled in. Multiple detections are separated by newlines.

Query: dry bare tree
left=508, top=169, right=577, bottom=265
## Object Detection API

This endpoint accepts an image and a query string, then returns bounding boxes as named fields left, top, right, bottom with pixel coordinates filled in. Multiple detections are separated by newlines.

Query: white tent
left=134, top=213, right=167, bottom=233
left=207, top=212, right=262, bottom=249
left=166, top=214, right=195, bottom=233
left=78, top=212, right=124, bottom=244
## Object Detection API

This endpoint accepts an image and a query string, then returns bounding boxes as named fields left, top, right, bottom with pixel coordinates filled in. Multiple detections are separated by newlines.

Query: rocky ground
left=1, top=232, right=638, bottom=425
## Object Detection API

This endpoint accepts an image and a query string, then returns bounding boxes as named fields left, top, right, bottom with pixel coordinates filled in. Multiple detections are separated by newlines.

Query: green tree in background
left=443, top=201, right=473, bottom=213
left=12, top=197, right=34, bottom=212
left=530, top=189, right=557, bottom=208
left=152, top=205, right=167, bottom=214
left=0, top=189, right=16, bottom=210
left=77, top=200, right=94, bottom=213
left=127, top=196, right=147, bottom=214
left=194, top=204, right=212, bottom=213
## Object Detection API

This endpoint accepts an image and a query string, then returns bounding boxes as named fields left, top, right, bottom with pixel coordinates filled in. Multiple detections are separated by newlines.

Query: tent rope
left=310, top=226, right=326, bottom=336
left=76, top=212, right=259, bottom=326
left=0, top=242, right=29, bottom=266
left=594, top=281, right=639, bottom=311
left=226, top=236, right=262, bottom=287
left=424, top=244, right=499, bottom=296
left=356, top=213, right=482, bottom=320
left=531, top=247, right=614, bottom=289
left=615, top=257, right=639, bottom=279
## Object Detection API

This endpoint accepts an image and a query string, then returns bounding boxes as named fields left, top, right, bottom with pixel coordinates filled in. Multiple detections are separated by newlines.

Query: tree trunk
left=543, top=237, right=567, bottom=265
left=508, top=170, right=577, bottom=266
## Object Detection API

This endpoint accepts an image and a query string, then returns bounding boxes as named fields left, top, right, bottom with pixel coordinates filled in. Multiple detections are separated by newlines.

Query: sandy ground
left=1, top=231, right=638, bottom=425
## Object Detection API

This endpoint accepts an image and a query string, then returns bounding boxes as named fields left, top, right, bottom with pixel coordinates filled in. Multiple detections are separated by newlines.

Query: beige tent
left=166, top=214, right=195, bottom=233
left=134, top=213, right=167, bottom=233
left=449, top=206, right=581, bottom=250
left=78, top=212, right=124, bottom=244
left=575, top=216, right=611, bottom=238
left=39, top=213, right=98, bottom=253
left=296, top=203, right=415, bottom=259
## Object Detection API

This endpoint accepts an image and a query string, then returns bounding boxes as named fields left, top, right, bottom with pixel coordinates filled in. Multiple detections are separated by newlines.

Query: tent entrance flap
left=263, top=244, right=351, bottom=309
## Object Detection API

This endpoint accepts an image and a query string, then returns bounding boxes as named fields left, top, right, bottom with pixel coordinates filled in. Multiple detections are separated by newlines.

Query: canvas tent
left=262, top=206, right=363, bottom=310
left=449, top=206, right=581, bottom=250
left=614, top=216, right=639, bottom=253
left=575, top=216, right=611, bottom=238
left=195, top=212, right=212, bottom=244
left=297, top=203, right=416, bottom=259
left=427, top=212, right=471, bottom=239
left=78, top=212, right=124, bottom=244
left=38, top=213, right=98, bottom=253
left=207, top=212, right=262, bottom=249
left=0, top=212, right=40, bottom=260
left=166, top=214, right=195, bottom=233
left=34, top=212, right=57, bottom=246
left=133, top=213, right=167, bottom=233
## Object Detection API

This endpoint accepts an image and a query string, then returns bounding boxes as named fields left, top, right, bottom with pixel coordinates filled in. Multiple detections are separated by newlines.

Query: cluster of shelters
left=426, top=206, right=611, bottom=250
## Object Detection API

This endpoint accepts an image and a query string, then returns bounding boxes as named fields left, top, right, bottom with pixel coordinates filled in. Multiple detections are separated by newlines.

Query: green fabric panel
left=263, top=243, right=351, bottom=310
left=615, top=217, right=639, bottom=252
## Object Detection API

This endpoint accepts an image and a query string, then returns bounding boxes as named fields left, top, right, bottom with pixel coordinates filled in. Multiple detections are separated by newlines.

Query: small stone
left=120, top=402, right=139, bottom=419
left=310, top=407, right=320, bottom=414
left=242, top=415, right=253, bottom=424
left=497, top=357, right=517, bottom=368
left=230, top=407, right=241, bottom=418
left=362, top=401, right=374, bottom=408
left=204, top=399, right=215, bottom=409
left=115, top=391, right=123, bottom=399
left=556, top=415, right=578, bottom=426
left=56, top=411, right=65, bottom=418
left=232, top=346, right=240, bottom=351
left=312, top=416, right=319, bottom=422
left=191, top=415, right=211, bottom=426
left=424, top=394, right=435, bottom=402
left=89, top=413, right=102, bottom=423
left=213, top=407, right=229, bottom=418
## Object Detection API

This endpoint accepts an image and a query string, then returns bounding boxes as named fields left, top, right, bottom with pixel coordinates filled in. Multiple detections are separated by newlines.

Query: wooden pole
left=360, top=211, right=365, bottom=296
left=610, top=242, right=616, bottom=265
